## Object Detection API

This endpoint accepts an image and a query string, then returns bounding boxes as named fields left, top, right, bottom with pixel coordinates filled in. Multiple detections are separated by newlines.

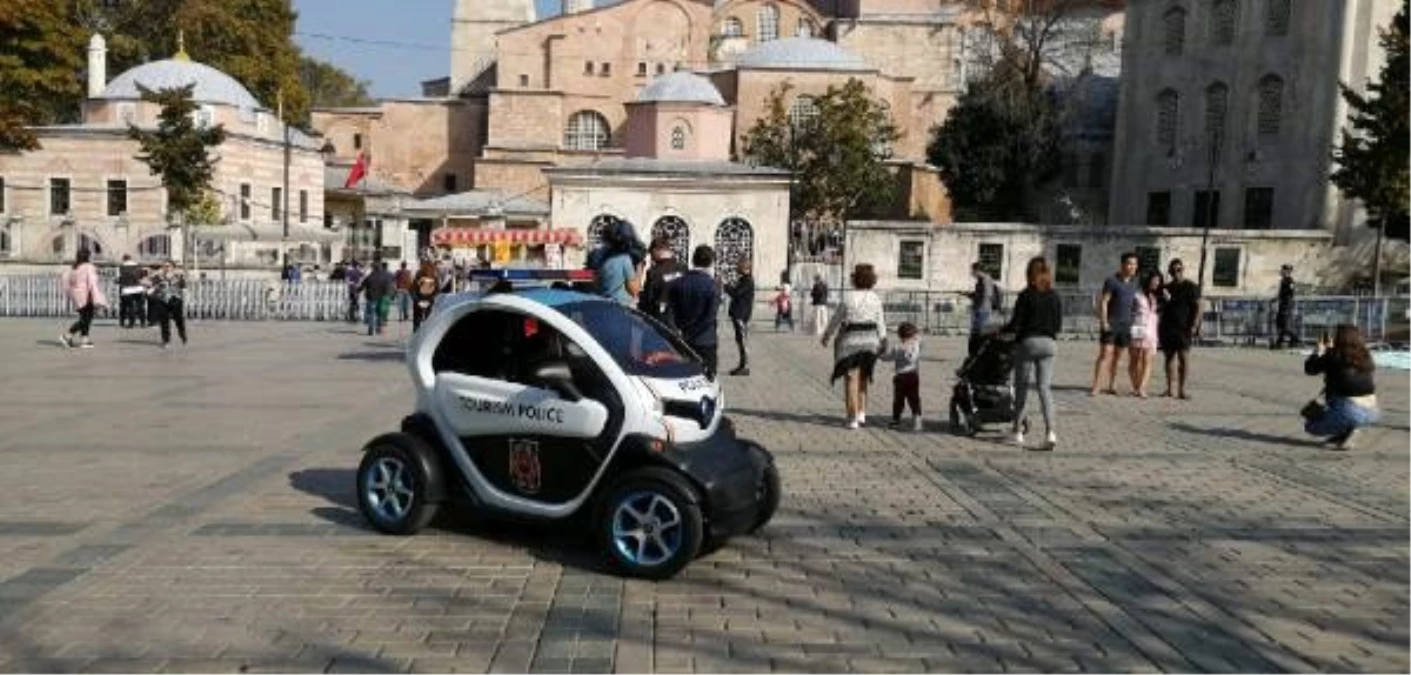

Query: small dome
left=636, top=72, right=726, bottom=106
left=735, top=37, right=870, bottom=72
left=102, top=59, right=262, bottom=110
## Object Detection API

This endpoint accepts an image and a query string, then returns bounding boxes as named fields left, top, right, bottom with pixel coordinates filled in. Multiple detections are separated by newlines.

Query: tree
left=300, top=56, right=375, bottom=109
left=1332, top=1, right=1410, bottom=291
left=129, top=84, right=227, bottom=221
left=0, top=0, right=85, bottom=150
left=741, top=79, right=899, bottom=230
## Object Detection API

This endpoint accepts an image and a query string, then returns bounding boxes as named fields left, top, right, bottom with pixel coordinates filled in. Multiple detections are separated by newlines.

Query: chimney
left=87, top=33, right=107, bottom=98
left=562, top=0, right=592, bottom=14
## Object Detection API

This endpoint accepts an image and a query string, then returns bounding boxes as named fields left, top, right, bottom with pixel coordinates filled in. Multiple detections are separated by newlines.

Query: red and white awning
left=431, top=228, right=583, bottom=247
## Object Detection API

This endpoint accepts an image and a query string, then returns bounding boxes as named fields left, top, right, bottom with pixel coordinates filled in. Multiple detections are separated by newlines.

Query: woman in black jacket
left=1001, top=256, right=1064, bottom=451
left=1304, top=324, right=1378, bottom=450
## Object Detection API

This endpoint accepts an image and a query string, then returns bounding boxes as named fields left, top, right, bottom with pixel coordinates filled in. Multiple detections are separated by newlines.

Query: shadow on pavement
left=730, top=407, right=851, bottom=428
left=335, top=350, right=405, bottom=362
left=1166, top=422, right=1327, bottom=449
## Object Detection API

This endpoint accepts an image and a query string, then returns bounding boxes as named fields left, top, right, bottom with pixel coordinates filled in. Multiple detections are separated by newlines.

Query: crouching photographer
left=1302, top=324, right=1378, bottom=450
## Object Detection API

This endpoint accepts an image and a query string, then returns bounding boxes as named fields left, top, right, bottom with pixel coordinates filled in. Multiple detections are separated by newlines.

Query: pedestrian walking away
left=1003, top=256, right=1063, bottom=450
left=394, top=262, right=413, bottom=322
left=725, top=262, right=756, bottom=375
left=1303, top=324, right=1379, bottom=450
left=809, top=274, right=830, bottom=337
left=638, top=237, right=683, bottom=324
left=360, top=261, right=395, bottom=336
left=1091, top=252, right=1138, bottom=396
left=883, top=322, right=924, bottom=431
left=821, top=263, right=887, bottom=429
left=665, top=245, right=722, bottom=377
left=1159, top=259, right=1202, bottom=400
left=149, top=260, right=188, bottom=348
left=1272, top=264, right=1300, bottom=349
left=117, top=255, right=144, bottom=329
left=59, top=248, right=108, bottom=349
left=411, top=261, right=440, bottom=333
left=1130, top=270, right=1163, bottom=398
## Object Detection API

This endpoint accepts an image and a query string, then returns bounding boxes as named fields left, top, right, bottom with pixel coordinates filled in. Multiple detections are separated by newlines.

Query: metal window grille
left=1055, top=244, right=1082, bottom=286
left=1266, top=0, right=1290, bottom=36
left=757, top=5, right=780, bottom=42
left=1205, top=82, right=1228, bottom=152
left=50, top=178, right=70, bottom=215
left=1163, top=8, right=1186, bottom=55
left=107, top=180, right=127, bottom=216
left=1212, top=0, right=1237, bottom=45
left=565, top=112, right=610, bottom=151
left=897, top=241, right=924, bottom=280
left=671, top=126, right=686, bottom=150
left=1256, top=75, right=1283, bottom=137
left=723, top=17, right=744, bottom=37
left=788, top=96, right=819, bottom=129
left=1157, top=90, right=1179, bottom=151
left=977, top=243, right=1003, bottom=281
left=1213, top=247, right=1241, bottom=287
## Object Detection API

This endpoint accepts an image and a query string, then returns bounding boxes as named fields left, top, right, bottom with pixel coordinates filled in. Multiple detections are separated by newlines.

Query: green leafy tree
left=0, top=0, right=85, bottom=150
left=300, top=56, right=375, bottom=109
left=1331, top=0, right=1409, bottom=292
left=129, top=84, right=227, bottom=222
left=741, top=79, right=899, bottom=226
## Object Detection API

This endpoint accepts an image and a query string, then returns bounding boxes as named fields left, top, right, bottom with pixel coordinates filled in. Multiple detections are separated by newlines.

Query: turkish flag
left=344, top=152, right=370, bottom=189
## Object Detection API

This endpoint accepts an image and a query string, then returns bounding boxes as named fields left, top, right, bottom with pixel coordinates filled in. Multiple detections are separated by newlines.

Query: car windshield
left=558, top=301, right=702, bottom=379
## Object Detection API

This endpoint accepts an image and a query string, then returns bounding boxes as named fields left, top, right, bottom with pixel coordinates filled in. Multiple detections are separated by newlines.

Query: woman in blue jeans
left=1304, top=324, right=1378, bottom=450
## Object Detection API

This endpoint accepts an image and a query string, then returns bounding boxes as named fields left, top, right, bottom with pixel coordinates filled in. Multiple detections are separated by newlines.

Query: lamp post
left=1194, top=127, right=1223, bottom=295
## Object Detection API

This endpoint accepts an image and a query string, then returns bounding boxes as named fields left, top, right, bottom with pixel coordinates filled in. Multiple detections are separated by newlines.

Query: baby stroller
left=948, top=333, right=1028, bottom=436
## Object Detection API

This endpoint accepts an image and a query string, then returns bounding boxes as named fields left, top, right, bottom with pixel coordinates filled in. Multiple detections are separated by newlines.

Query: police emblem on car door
left=508, top=439, right=542, bottom=494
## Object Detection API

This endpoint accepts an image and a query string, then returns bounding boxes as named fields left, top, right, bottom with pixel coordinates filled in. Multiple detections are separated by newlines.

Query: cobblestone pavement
left=0, top=318, right=1405, bottom=673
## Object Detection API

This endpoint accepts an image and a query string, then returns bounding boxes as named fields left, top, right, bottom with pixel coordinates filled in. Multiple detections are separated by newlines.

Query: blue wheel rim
left=610, top=490, right=683, bottom=567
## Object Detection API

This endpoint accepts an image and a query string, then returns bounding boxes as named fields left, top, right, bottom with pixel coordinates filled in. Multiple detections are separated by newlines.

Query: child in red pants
left=885, top=322, right=923, bottom=431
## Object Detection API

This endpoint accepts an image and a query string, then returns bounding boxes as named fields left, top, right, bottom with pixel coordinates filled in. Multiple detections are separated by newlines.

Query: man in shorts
left=1090, top=252, right=1138, bottom=396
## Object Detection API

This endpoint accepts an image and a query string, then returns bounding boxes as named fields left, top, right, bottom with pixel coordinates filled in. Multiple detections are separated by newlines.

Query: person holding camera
left=1303, top=324, right=1378, bottom=450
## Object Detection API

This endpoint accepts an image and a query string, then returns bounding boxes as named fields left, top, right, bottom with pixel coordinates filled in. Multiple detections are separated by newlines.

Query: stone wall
left=846, top=221, right=1336, bottom=296
left=311, top=100, right=487, bottom=197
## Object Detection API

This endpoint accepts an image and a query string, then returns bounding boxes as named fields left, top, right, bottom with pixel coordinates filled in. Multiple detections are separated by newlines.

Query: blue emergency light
left=468, top=269, right=596, bottom=282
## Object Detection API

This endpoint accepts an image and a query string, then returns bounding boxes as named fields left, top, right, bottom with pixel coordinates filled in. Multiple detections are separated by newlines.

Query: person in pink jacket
left=59, top=248, right=109, bottom=348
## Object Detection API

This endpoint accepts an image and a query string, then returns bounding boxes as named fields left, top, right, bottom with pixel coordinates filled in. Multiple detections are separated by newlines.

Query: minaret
left=449, top=0, right=536, bottom=96
left=87, top=34, right=107, bottom=98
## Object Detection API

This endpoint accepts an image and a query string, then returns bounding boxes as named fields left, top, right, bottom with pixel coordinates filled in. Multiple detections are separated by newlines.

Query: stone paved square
left=0, top=318, right=1405, bottom=673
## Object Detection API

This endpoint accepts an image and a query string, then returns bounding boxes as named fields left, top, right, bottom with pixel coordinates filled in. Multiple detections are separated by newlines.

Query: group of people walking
left=58, top=250, right=187, bottom=349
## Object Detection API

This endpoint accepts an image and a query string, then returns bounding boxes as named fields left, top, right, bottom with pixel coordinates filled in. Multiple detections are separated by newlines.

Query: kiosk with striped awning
left=430, top=228, right=583, bottom=247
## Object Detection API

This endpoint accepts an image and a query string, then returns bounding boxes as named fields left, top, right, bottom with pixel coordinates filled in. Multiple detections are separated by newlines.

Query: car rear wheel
left=748, top=446, right=780, bottom=533
left=598, top=468, right=703, bottom=580
left=357, top=433, right=440, bottom=535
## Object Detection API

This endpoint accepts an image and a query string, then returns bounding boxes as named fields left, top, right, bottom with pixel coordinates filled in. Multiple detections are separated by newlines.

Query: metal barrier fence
left=1, top=273, right=1406, bottom=345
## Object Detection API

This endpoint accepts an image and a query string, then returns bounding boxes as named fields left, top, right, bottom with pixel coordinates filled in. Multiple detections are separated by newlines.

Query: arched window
left=1205, top=82, right=1229, bottom=148
left=1211, top=0, right=1237, bottom=45
left=1265, top=0, right=1290, bottom=36
left=757, top=4, right=780, bottom=42
left=651, top=216, right=691, bottom=262
left=1156, top=89, right=1180, bottom=151
left=137, top=233, right=172, bottom=261
left=1162, top=7, right=1186, bottom=55
left=1256, top=75, right=1283, bottom=137
left=722, top=16, right=744, bottom=38
left=587, top=214, right=620, bottom=251
left=78, top=232, right=104, bottom=259
left=670, top=125, right=687, bottom=150
left=797, top=18, right=817, bottom=37
left=788, top=95, right=819, bottom=129
left=564, top=111, right=610, bottom=151
left=715, top=217, right=754, bottom=287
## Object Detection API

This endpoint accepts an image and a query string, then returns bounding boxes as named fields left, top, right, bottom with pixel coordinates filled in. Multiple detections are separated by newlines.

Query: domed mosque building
left=0, top=34, right=335, bottom=272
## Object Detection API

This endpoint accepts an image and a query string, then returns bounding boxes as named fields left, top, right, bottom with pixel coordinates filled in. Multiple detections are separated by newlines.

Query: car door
left=431, top=308, right=613, bottom=503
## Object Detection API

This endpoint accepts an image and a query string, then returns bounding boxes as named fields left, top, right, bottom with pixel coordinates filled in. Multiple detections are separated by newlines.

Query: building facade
left=1108, top=0, right=1400, bottom=236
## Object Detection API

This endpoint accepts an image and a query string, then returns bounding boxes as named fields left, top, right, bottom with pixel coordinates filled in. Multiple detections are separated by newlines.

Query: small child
left=885, top=322, right=923, bottom=431
left=772, top=284, right=795, bottom=332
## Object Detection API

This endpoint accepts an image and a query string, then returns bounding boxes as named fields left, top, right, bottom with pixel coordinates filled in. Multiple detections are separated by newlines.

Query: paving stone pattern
left=0, top=318, right=1404, bottom=673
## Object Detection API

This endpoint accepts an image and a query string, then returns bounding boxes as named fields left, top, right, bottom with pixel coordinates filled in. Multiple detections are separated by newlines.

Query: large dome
left=636, top=72, right=726, bottom=106
left=735, top=37, right=870, bottom=72
left=102, top=58, right=263, bottom=110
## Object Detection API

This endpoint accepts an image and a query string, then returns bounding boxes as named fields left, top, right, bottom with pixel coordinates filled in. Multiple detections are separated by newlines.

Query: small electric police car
left=355, top=269, right=780, bottom=579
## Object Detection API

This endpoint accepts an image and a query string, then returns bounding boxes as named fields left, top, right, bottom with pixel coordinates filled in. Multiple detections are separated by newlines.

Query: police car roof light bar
left=469, top=269, right=596, bottom=282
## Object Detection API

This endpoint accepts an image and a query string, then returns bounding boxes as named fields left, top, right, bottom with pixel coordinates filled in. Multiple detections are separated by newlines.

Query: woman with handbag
left=1303, top=324, right=1378, bottom=450
left=1129, top=270, right=1163, bottom=398
left=149, top=260, right=188, bottom=348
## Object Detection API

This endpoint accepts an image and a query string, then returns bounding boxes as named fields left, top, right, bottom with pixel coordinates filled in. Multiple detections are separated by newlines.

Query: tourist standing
left=1003, top=257, right=1063, bottom=450
left=964, top=263, right=998, bottom=354
left=1130, top=270, right=1163, bottom=398
left=725, top=262, right=756, bottom=376
left=1090, top=252, right=1138, bottom=396
left=1272, top=264, right=1299, bottom=349
left=117, top=255, right=144, bottom=329
left=360, top=261, right=395, bottom=336
left=666, top=245, right=722, bottom=376
left=638, top=237, right=683, bottom=324
left=809, top=274, right=830, bottom=337
left=821, top=263, right=887, bottom=429
left=772, top=284, right=795, bottom=332
left=344, top=261, right=364, bottom=323
left=1159, top=259, right=1201, bottom=399
left=59, top=248, right=108, bottom=349
left=149, top=260, right=188, bottom=348
left=394, top=262, right=413, bottom=322
left=590, top=221, right=646, bottom=306
left=1303, top=325, right=1379, bottom=450
left=411, top=261, right=439, bottom=332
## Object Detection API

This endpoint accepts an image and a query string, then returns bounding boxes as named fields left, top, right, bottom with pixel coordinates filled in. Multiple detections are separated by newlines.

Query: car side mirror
left=534, top=361, right=582, bottom=403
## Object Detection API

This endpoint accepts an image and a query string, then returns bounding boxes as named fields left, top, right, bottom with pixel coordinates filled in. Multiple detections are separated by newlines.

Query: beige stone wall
left=313, top=100, right=486, bottom=197
left=0, top=130, right=323, bottom=263
left=848, top=221, right=1334, bottom=296
left=473, top=160, right=554, bottom=202
left=729, top=69, right=912, bottom=160
left=549, top=173, right=791, bottom=279
left=712, top=0, right=830, bottom=63
left=625, top=103, right=734, bottom=160
left=486, top=90, right=567, bottom=150
left=449, top=0, right=536, bottom=94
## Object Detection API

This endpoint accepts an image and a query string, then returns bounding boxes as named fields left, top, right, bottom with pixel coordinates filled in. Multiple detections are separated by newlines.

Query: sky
left=292, top=0, right=588, bottom=99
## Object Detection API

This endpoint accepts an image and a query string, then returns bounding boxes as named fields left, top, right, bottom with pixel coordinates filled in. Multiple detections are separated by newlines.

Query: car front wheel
left=598, top=468, right=704, bottom=580
left=356, top=434, right=440, bottom=535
